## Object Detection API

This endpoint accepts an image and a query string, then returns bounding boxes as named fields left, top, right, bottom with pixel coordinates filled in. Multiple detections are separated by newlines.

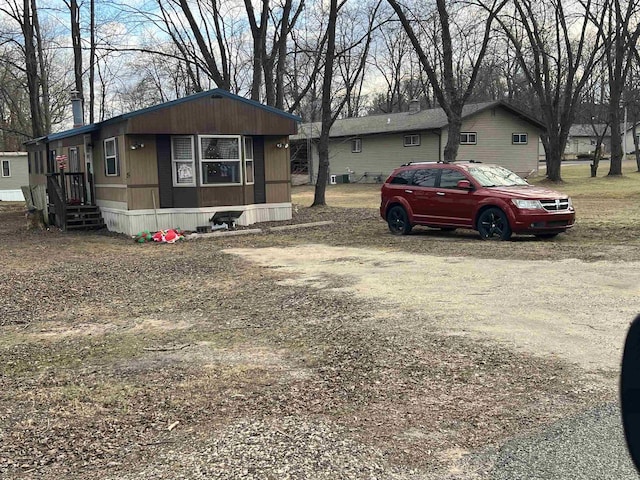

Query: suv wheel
left=477, top=207, right=512, bottom=240
left=387, top=206, right=412, bottom=235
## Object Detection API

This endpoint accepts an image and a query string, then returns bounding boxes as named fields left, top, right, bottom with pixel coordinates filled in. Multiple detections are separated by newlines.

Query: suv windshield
left=467, top=165, right=529, bottom=187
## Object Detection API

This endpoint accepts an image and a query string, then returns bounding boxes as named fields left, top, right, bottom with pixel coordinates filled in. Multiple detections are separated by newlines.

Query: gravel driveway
left=225, top=244, right=640, bottom=381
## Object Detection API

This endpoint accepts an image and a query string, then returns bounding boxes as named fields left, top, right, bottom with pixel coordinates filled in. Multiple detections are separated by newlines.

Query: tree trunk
left=443, top=109, right=462, bottom=162
left=70, top=0, right=83, bottom=99
left=313, top=136, right=330, bottom=206
left=32, top=0, right=50, bottom=133
left=22, top=0, right=43, bottom=138
left=89, top=0, right=95, bottom=124
left=608, top=125, right=623, bottom=176
left=608, top=95, right=623, bottom=176
left=633, top=124, right=640, bottom=172
left=543, top=135, right=564, bottom=182
left=312, top=0, right=338, bottom=207
left=590, top=144, right=601, bottom=177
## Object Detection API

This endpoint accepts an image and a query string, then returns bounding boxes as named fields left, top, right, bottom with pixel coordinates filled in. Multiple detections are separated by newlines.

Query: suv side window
left=413, top=168, right=438, bottom=187
left=439, top=168, right=468, bottom=188
left=389, top=169, right=414, bottom=185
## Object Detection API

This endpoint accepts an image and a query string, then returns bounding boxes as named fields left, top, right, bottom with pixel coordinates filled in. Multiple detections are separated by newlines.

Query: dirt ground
left=0, top=200, right=637, bottom=479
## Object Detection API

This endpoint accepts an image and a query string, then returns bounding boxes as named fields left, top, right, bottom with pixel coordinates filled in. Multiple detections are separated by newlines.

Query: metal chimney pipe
left=70, top=90, right=84, bottom=128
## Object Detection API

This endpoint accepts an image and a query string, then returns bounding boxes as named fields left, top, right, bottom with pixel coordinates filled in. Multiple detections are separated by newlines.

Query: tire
left=535, top=233, right=559, bottom=239
left=387, top=206, right=412, bottom=235
left=477, top=207, right=512, bottom=240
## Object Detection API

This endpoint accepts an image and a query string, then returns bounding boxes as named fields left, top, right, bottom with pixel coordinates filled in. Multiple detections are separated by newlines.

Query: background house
left=551, top=124, right=612, bottom=160
left=25, top=89, right=299, bottom=235
left=0, top=152, right=28, bottom=201
left=291, top=101, right=544, bottom=184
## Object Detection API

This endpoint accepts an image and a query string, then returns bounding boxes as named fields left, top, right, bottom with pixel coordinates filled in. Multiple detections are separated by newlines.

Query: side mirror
left=621, top=314, right=640, bottom=472
left=457, top=179, right=473, bottom=190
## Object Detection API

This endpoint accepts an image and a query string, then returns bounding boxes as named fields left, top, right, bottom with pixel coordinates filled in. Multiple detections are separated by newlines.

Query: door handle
left=436, top=192, right=445, bottom=196
left=404, top=190, right=413, bottom=194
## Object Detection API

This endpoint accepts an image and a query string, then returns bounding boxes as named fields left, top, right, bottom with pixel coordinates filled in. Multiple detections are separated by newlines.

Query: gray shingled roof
left=292, top=101, right=543, bottom=140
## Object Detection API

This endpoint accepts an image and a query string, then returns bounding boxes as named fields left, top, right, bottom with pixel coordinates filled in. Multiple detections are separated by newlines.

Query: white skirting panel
left=99, top=203, right=292, bottom=236
left=0, top=189, right=25, bottom=201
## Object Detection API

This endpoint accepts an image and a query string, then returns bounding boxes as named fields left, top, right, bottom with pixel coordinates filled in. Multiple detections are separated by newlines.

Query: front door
left=430, top=168, right=475, bottom=227
left=84, top=135, right=94, bottom=205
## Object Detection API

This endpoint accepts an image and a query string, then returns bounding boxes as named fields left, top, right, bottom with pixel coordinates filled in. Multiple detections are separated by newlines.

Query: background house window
left=171, top=136, right=196, bottom=186
left=404, top=134, right=420, bottom=147
left=244, top=137, right=254, bottom=185
left=512, top=133, right=528, bottom=145
left=104, top=138, right=119, bottom=176
left=351, top=138, right=362, bottom=153
left=1, top=160, right=9, bottom=177
left=460, top=132, right=477, bottom=145
left=199, top=135, right=241, bottom=185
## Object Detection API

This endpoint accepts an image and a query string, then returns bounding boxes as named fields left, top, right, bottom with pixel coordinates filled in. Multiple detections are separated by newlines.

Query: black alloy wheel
left=387, top=206, right=412, bottom=235
left=477, top=207, right=512, bottom=240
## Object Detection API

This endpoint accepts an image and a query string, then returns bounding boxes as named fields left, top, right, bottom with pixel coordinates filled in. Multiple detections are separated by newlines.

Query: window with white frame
left=1, top=160, right=9, bottom=177
left=351, top=138, right=362, bottom=153
left=244, top=137, right=254, bottom=185
left=199, top=135, right=242, bottom=185
left=460, top=132, right=477, bottom=145
left=404, top=134, right=421, bottom=147
left=104, top=137, right=119, bottom=176
left=171, top=136, right=196, bottom=186
left=512, top=133, right=528, bottom=145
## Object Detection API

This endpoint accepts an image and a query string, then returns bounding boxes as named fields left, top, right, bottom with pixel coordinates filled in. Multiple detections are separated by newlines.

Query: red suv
left=380, top=161, right=575, bottom=240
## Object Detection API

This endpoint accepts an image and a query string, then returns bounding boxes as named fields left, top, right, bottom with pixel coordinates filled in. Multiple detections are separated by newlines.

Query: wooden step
left=63, top=205, right=106, bottom=231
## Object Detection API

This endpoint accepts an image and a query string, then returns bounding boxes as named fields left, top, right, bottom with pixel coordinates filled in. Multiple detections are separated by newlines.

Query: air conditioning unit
left=329, top=174, right=337, bottom=185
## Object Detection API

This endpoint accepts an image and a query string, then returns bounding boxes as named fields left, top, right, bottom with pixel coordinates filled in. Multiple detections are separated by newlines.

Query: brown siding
left=126, top=135, right=158, bottom=185
left=126, top=97, right=297, bottom=136
left=96, top=186, right=127, bottom=202
left=128, top=187, right=160, bottom=209
left=199, top=186, right=244, bottom=206
left=264, top=137, right=291, bottom=182
left=266, top=182, right=291, bottom=203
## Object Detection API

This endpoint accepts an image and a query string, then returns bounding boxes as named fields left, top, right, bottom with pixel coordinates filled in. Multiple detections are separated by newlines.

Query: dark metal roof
left=26, top=88, right=301, bottom=145
left=292, top=100, right=545, bottom=140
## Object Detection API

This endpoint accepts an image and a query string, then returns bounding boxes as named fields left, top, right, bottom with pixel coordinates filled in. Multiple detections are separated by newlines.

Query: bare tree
left=586, top=0, right=640, bottom=176
left=312, top=0, right=381, bottom=206
left=386, top=0, right=508, bottom=162
left=494, top=0, right=605, bottom=181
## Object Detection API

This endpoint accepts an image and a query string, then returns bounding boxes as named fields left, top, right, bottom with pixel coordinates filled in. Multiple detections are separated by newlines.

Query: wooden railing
left=48, top=172, right=88, bottom=205
left=46, top=175, right=66, bottom=229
